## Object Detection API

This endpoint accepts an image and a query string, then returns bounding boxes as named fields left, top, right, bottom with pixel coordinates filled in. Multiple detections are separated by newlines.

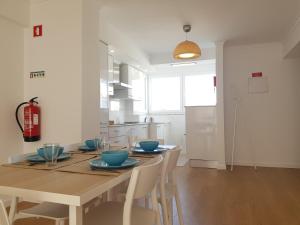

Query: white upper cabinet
left=132, top=69, right=147, bottom=113
left=99, top=41, right=109, bottom=109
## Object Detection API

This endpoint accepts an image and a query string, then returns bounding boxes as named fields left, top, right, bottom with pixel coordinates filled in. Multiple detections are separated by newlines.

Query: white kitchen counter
left=108, top=122, right=167, bottom=127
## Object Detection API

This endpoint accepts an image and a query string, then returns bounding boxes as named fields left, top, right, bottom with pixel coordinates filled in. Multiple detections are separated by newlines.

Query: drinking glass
left=128, top=136, right=138, bottom=151
left=43, top=143, right=60, bottom=166
left=102, top=137, right=110, bottom=152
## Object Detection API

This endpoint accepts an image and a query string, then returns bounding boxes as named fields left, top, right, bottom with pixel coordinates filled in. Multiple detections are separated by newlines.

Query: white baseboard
left=228, top=161, right=300, bottom=169
left=177, top=154, right=189, bottom=167
left=189, top=159, right=226, bottom=170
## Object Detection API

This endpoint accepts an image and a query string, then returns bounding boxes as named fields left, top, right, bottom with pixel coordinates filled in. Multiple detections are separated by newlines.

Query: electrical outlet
left=30, top=71, right=45, bottom=79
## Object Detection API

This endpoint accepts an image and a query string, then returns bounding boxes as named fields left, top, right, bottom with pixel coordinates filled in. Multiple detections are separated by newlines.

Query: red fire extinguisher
left=16, top=97, right=41, bottom=142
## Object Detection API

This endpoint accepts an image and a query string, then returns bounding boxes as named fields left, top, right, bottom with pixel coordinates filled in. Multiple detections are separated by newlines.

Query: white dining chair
left=0, top=199, right=9, bottom=225
left=7, top=144, right=83, bottom=225
left=84, top=155, right=164, bottom=225
left=159, top=148, right=184, bottom=225
left=7, top=153, right=69, bottom=225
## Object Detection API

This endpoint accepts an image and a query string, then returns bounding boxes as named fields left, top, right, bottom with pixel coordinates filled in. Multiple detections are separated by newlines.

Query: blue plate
left=79, top=145, right=96, bottom=151
left=27, top=153, right=71, bottom=162
left=132, top=147, right=166, bottom=154
left=89, top=158, right=139, bottom=169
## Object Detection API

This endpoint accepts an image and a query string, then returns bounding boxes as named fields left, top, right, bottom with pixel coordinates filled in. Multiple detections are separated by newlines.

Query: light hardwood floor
left=14, top=165, right=300, bottom=225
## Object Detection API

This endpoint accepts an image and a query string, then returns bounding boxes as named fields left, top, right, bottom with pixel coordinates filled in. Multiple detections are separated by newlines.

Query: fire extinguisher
left=15, top=97, right=41, bottom=142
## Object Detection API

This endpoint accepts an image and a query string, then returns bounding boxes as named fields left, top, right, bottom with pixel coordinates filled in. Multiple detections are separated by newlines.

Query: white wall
left=99, top=14, right=150, bottom=68
left=81, top=0, right=101, bottom=140
left=0, top=0, right=29, bottom=26
left=283, top=17, right=300, bottom=58
left=215, top=42, right=226, bottom=169
left=283, top=6, right=300, bottom=58
left=224, top=42, right=300, bottom=168
left=24, top=0, right=100, bottom=153
left=0, top=3, right=29, bottom=162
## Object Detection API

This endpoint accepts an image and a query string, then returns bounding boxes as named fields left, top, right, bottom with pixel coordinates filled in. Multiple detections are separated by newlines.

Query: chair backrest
left=159, top=148, right=181, bottom=225
left=128, top=136, right=165, bottom=149
left=0, top=200, right=10, bottom=225
left=124, top=155, right=163, bottom=225
left=161, top=148, right=181, bottom=184
left=126, top=155, right=163, bottom=199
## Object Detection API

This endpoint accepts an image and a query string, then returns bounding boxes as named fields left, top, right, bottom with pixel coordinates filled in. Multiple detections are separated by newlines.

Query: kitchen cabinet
left=99, top=41, right=109, bottom=109
left=100, top=109, right=109, bottom=140
left=108, top=124, right=150, bottom=145
left=139, top=125, right=149, bottom=139
left=99, top=41, right=109, bottom=139
left=116, top=64, right=146, bottom=103
left=149, top=123, right=169, bottom=143
left=185, top=106, right=218, bottom=161
left=108, top=54, right=114, bottom=96
left=109, top=136, right=128, bottom=145
left=109, top=126, right=128, bottom=146
left=109, top=126, right=126, bottom=138
left=134, top=125, right=148, bottom=139
left=108, top=54, right=114, bottom=82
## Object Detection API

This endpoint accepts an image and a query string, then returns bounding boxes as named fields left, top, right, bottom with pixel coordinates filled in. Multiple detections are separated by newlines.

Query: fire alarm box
left=33, top=25, right=43, bottom=37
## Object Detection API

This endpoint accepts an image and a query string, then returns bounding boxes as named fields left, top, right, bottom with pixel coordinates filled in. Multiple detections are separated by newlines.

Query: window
left=149, top=76, right=181, bottom=113
left=184, top=74, right=216, bottom=106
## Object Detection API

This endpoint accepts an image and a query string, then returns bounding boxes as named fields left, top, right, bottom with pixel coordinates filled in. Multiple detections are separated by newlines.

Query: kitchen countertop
left=108, top=122, right=168, bottom=127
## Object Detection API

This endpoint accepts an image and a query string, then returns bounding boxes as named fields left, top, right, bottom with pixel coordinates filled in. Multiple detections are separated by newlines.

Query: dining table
left=0, top=144, right=176, bottom=225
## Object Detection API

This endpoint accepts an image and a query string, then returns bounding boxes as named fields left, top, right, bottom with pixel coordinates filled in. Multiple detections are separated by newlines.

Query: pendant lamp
left=173, top=25, right=201, bottom=60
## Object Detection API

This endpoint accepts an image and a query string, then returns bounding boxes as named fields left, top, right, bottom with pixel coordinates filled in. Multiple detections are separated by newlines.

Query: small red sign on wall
left=33, top=25, right=43, bottom=37
left=252, top=72, right=263, bottom=78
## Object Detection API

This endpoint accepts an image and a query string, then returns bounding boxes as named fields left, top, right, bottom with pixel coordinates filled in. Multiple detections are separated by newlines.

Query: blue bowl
left=139, top=141, right=159, bottom=151
left=37, top=146, right=64, bottom=161
left=85, top=139, right=101, bottom=149
left=101, top=150, right=129, bottom=166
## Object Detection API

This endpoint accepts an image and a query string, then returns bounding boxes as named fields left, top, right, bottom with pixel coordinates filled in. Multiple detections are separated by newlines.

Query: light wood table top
left=0, top=157, right=155, bottom=206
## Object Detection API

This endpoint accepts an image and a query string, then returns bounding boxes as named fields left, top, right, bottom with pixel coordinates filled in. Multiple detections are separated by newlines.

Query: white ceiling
left=100, top=0, right=300, bottom=56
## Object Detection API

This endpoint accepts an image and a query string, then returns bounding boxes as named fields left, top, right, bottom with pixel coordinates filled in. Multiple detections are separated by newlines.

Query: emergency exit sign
left=30, top=71, right=45, bottom=78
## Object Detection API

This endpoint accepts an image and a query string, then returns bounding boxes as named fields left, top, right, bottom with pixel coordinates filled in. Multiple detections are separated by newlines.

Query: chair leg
left=175, top=189, right=184, bottom=225
left=161, top=198, right=170, bottom=225
left=8, top=197, right=18, bottom=224
left=60, top=219, right=65, bottom=225
left=55, top=220, right=60, bottom=225
left=167, top=199, right=173, bottom=225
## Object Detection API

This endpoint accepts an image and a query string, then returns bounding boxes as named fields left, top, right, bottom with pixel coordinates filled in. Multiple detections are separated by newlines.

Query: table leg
left=69, top=205, right=83, bottom=225
left=8, top=197, right=18, bottom=224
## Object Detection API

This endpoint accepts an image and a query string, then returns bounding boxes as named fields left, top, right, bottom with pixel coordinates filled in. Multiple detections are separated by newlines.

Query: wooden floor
left=14, top=165, right=300, bottom=225
left=173, top=165, right=300, bottom=225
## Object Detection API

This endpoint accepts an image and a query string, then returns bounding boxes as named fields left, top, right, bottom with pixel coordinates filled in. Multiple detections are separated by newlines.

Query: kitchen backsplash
left=109, top=99, right=144, bottom=123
